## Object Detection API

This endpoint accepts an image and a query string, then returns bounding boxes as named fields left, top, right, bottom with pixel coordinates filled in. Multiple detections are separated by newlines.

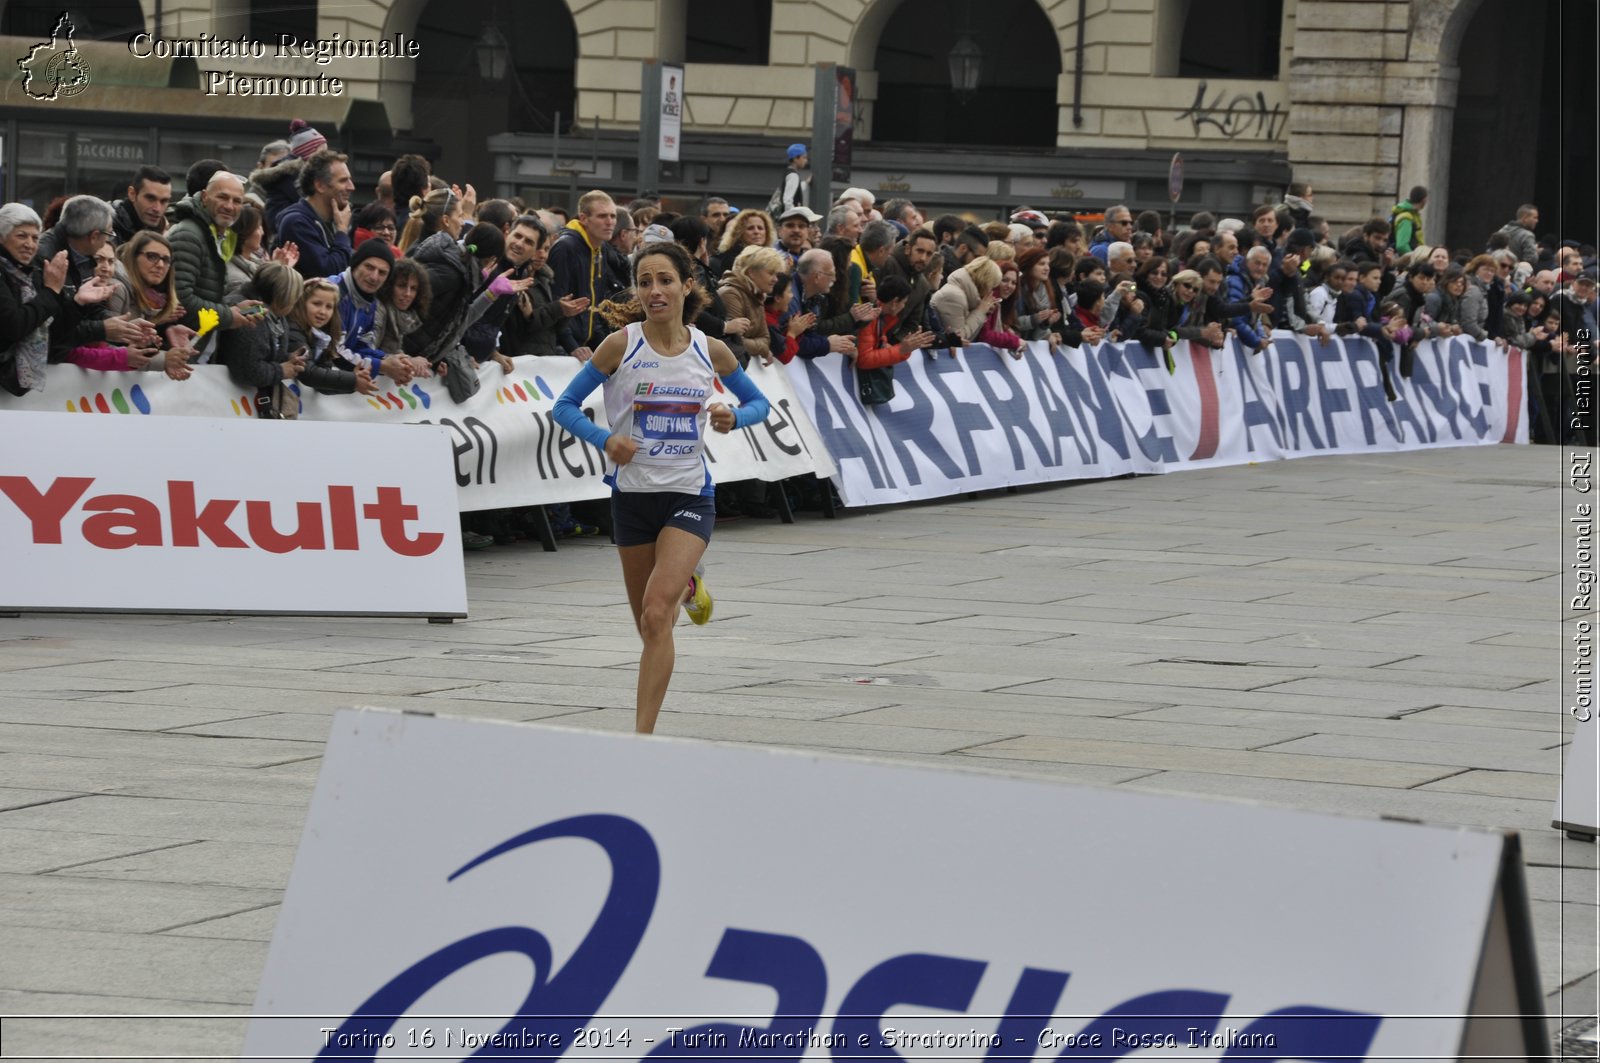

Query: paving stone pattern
left=0, top=447, right=1593, bottom=1057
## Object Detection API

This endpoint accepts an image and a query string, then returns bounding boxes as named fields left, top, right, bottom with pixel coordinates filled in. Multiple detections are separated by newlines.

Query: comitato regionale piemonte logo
left=18, top=11, right=92, bottom=101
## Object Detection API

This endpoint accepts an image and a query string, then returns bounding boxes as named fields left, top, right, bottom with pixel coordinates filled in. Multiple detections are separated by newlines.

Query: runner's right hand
left=605, top=434, right=637, bottom=465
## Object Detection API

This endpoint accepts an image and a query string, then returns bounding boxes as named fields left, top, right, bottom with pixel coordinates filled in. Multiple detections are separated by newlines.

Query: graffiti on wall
left=1174, top=81, right=1286, bottom=141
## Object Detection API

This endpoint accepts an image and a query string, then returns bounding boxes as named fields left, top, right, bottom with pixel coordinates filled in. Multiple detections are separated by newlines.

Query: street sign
left=659, top=63, right=682, bottom=163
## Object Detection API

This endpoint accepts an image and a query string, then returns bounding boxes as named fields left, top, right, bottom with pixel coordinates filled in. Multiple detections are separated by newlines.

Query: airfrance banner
left=0, top=358, right=834, bottom=512
left=785, top=333, right=1527, bottom=506
left=244, top=708, right=1546, bottom=1059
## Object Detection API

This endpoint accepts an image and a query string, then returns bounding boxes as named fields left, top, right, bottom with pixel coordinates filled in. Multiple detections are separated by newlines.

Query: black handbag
left=857, top=364, right=895, bottom=406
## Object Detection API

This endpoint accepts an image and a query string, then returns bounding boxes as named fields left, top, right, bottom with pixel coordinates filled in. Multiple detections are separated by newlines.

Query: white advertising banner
left=659, top=64, right=683, bottom=162
left=245, top=709, right=1545, bottom=1059
left=0, top=358, right=832, bottom=512
left=0, top=413, right=467, bottom=617
left=784, top=334, right=1527, bottom=506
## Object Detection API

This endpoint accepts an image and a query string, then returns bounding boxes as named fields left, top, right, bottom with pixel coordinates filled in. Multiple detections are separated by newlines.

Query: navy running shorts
left=611, top=491, right=716, bottom=547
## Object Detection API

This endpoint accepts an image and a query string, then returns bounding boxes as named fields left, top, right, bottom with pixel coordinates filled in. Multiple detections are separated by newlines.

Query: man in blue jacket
left=1090, top=204, right=1133, bottom=263
left=274, top=148, right=354, bottom=281
left=332, top=238, right=411, bottom=381
left=1227, top=246, right=1274, bottom=352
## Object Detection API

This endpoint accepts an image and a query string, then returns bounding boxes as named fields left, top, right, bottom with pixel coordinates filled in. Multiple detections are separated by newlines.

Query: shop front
left=0, top=34, right=389, bottom=208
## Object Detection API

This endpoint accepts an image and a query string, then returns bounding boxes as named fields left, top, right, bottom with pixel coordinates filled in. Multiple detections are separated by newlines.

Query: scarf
left=140, top=285, right=180, bottom=325
left=340, top=269, right=374, bottom=314
left=379, top=302, right=421, bottom=349
left=0, top=252, right=51, bottom=391
left=211, top=224, right=239, bottom=264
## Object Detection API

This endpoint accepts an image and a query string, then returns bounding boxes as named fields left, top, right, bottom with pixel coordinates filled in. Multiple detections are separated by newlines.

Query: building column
left=1394, top=71, right=1459, bottom=245
left=1283, top=0, right=1408, bottom=233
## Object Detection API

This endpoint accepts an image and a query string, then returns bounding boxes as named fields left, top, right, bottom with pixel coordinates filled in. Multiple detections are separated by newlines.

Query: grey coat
left=1496, top=221, right=1538, bottom=267
left=1458, top=279, right=1490, bottom=340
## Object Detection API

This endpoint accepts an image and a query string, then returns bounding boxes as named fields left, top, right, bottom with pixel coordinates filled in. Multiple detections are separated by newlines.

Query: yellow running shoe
left=684, top=571, right=713, bottom=625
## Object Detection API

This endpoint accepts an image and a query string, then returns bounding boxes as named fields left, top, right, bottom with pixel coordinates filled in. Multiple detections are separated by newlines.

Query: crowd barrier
left=0, top=332, right=1523, bottom=512
left=0, top=358, right=836, bottom=512
left=784, top=332, right=1527, bottom=506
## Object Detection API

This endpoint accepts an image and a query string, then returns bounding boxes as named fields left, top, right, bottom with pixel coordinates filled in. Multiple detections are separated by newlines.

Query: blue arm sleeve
left=721, top=365, right=771, bottom=429
left=551, top=361, right=612, bottom=450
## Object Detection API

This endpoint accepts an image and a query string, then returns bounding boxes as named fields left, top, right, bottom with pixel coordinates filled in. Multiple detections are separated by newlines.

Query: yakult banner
left=786, top=333, right=1527, bottom=506
left=0, top=413, right=467, bottom=617
left=246, top=708, right=1548, bottom=1059
left=0, top=358, right=833, bottom=512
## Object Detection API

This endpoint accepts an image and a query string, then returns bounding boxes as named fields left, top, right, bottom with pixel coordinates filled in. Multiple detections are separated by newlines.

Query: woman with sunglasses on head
left=1132, top=267, right=1223, bottom=374
left=551, top=241, right=772, bottom=735
left=398, top=186, right=464, bottom=254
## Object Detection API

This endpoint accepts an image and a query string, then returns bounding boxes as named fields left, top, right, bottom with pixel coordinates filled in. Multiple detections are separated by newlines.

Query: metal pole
left=1071, top=0, right=1086, bottom=128
left=637, top=60, right=662, bottom=199
left=811, top=63, right=836, bottom=213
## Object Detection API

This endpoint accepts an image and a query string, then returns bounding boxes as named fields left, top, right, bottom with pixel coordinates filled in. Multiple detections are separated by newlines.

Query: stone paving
left=0, top=445, right=1594, bottom=1059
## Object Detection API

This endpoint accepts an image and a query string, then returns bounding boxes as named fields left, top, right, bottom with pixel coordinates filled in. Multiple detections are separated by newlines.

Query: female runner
left=552, top=241, right=771, bottom=734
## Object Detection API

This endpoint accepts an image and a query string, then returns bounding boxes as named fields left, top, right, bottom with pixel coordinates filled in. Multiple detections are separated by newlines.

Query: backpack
left=765, top=175, right=787, bottom=217
left=766, top=169, right=803, bottom=217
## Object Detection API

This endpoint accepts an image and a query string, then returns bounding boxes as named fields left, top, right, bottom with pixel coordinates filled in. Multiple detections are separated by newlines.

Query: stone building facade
left=0, top=0, right=1571, bottom=245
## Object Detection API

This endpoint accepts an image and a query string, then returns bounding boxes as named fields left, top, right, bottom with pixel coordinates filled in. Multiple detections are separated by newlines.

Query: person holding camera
left=218, top=261, right=313, bottom=419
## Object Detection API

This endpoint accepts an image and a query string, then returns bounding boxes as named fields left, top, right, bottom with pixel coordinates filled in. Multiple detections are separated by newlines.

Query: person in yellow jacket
left=548, top=189, right=620, bottom=360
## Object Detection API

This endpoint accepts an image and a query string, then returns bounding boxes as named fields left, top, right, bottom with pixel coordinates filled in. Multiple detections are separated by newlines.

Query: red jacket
left=767, top=305, right=798, bottom=365
left=854, top=311, right=912, bottom=370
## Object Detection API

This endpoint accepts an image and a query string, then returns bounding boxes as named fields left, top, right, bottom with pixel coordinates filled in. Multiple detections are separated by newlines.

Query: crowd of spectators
left=1, top=127, right=1594, bottom=544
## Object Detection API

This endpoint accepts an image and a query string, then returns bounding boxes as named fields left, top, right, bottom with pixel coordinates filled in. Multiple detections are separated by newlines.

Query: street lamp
left=475, top=25, right=508, bottom=82
left=948, top=33, right=981, bottom=102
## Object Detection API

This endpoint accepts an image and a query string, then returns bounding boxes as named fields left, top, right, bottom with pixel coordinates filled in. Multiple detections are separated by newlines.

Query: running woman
left=552, top=241, right=771, bottom=734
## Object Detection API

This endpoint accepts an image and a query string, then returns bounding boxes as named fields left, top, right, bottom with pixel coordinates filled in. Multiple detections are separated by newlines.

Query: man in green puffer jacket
left=1389, top=186, right=1427, bottom=256
left=166, top=171, right=261, bottom=341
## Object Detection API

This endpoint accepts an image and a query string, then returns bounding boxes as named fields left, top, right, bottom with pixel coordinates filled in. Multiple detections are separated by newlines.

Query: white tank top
left=604, top=321, right=717, bottom=495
